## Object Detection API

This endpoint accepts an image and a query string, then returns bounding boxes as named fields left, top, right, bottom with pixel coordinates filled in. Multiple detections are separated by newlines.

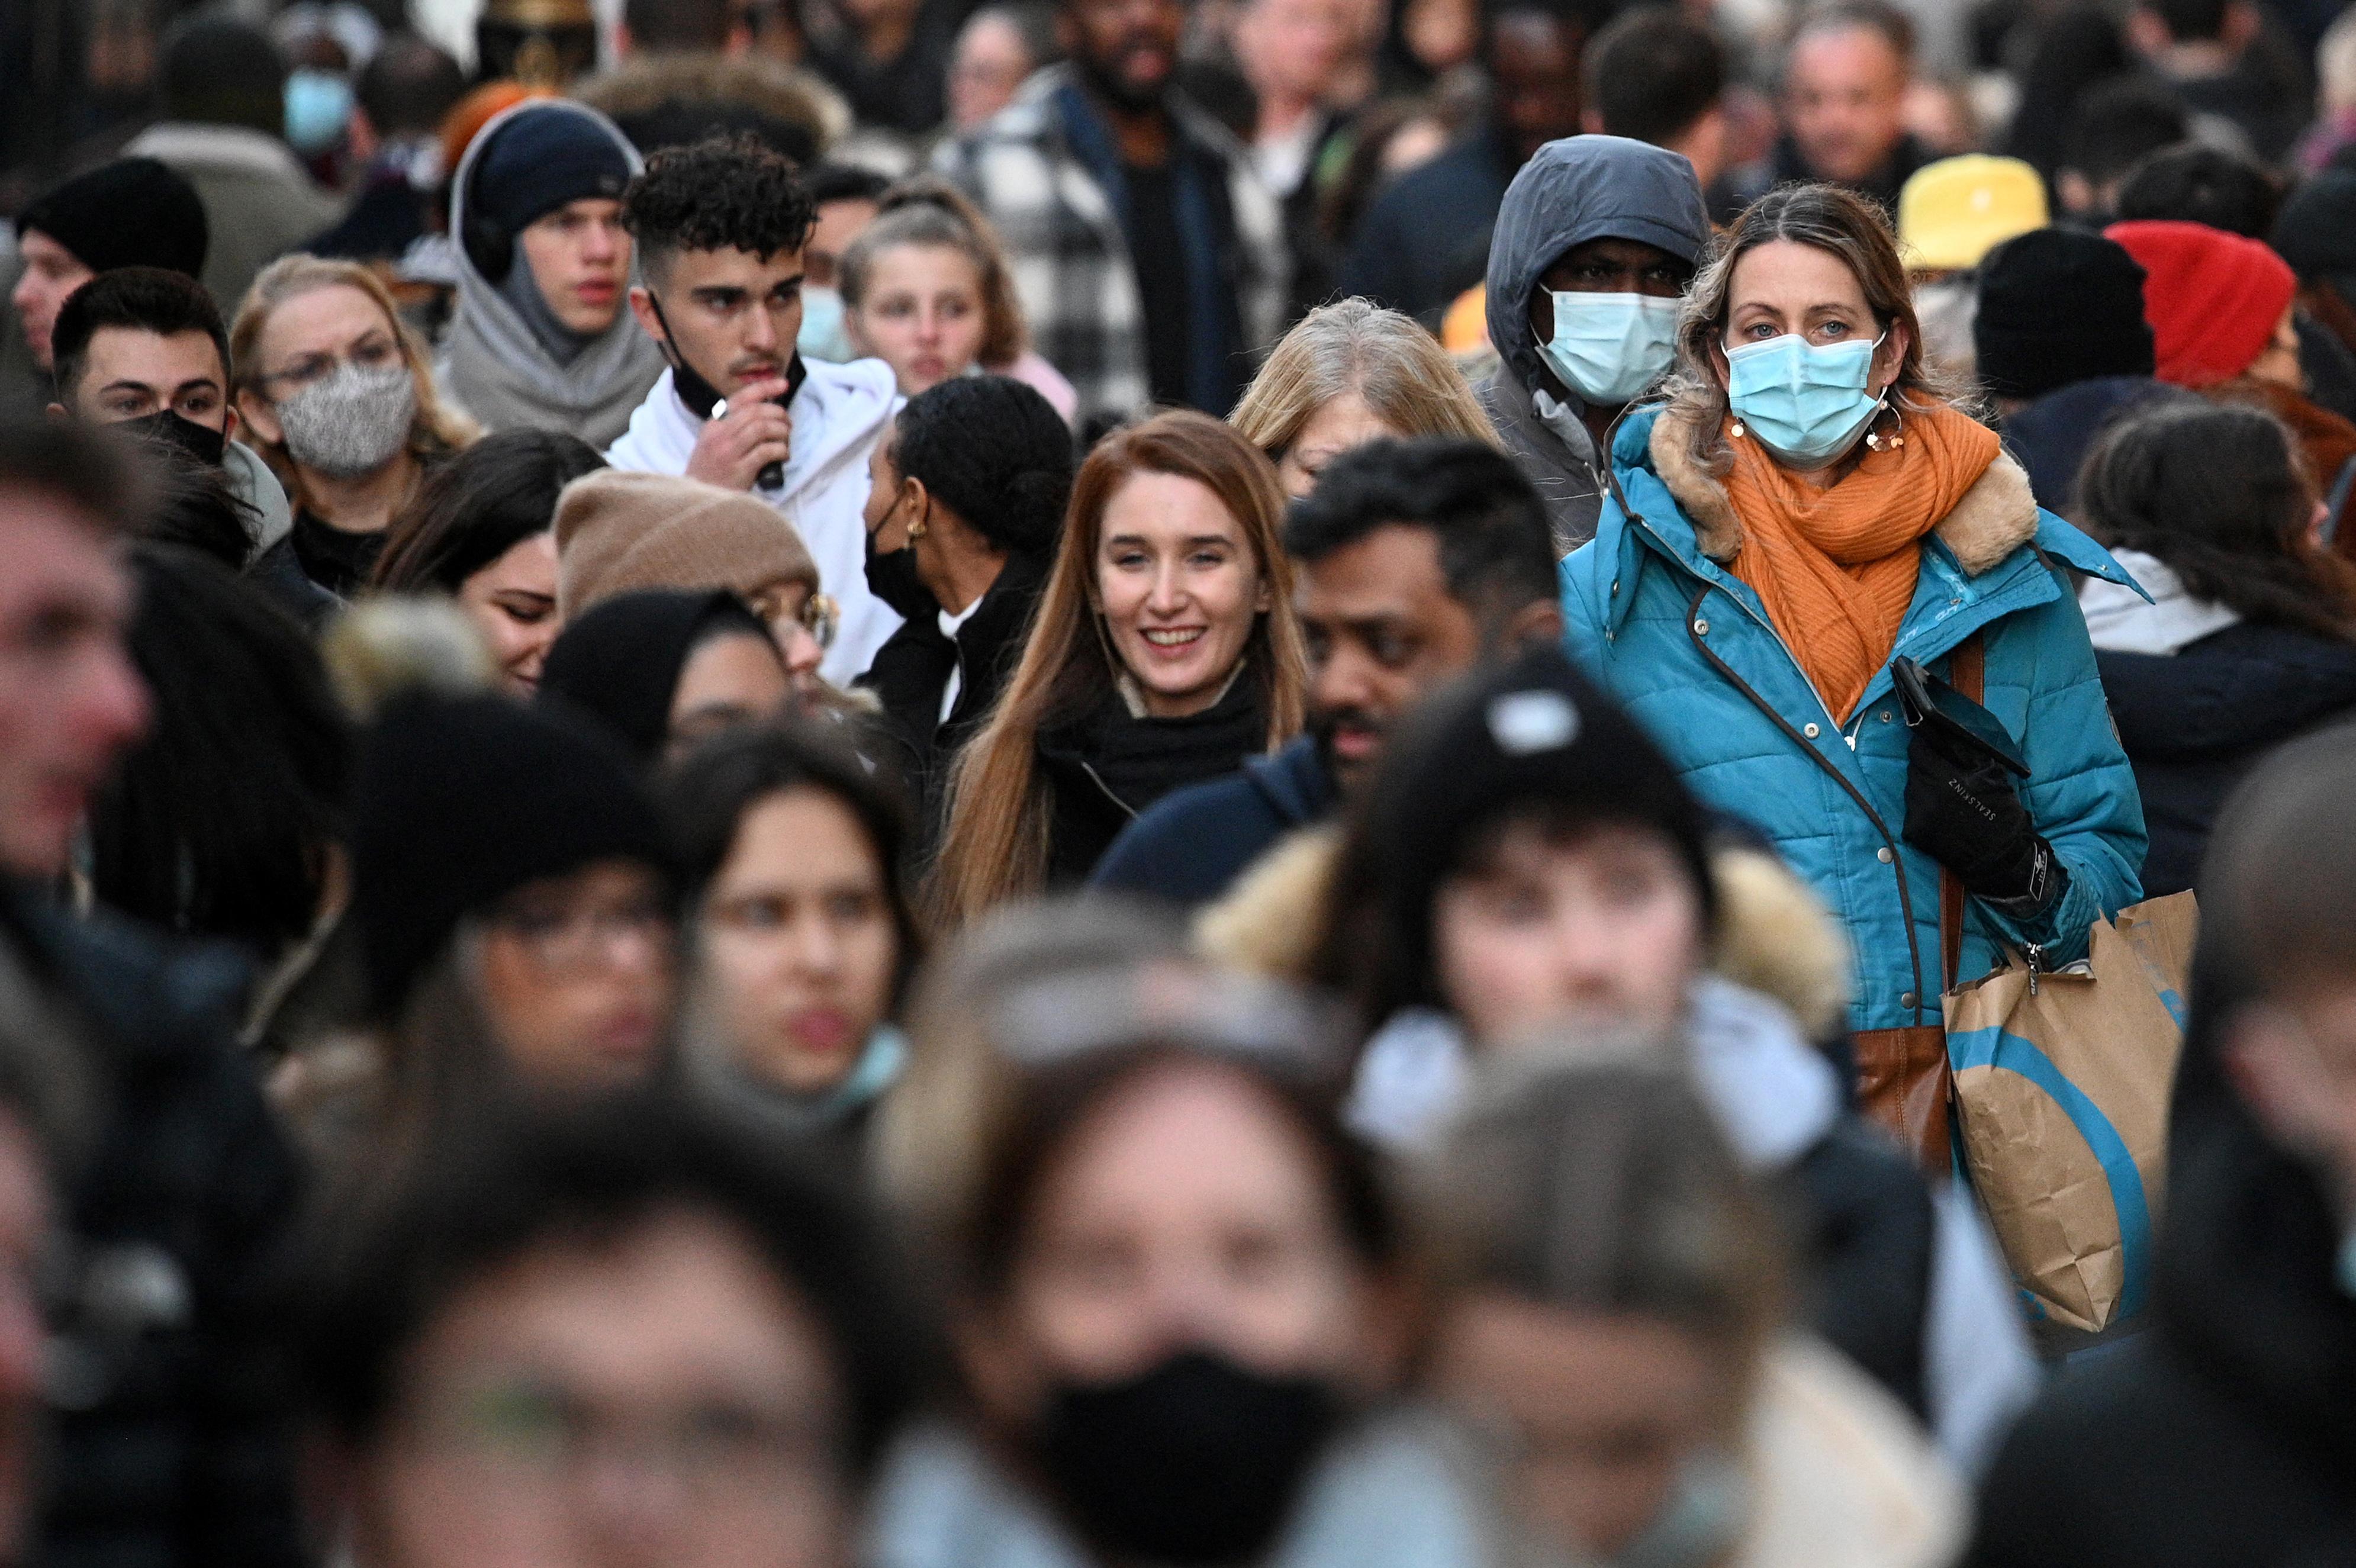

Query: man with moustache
left=933, top=0, right=1288, bottom=425
left=1091, top=439, right=1562, bottom=906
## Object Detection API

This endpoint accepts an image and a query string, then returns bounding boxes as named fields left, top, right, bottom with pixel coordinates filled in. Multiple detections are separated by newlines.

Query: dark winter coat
left=1, top=890, right=304, bottom=1568
left=1089, top=733, right=1334, bottom=907
left=1035, top=677, right=1273, bottom=887
left=1997, top=375, right=2183, bottom=512
left=2097, top=621, right=2356, bottom=896
left=1336, top=123, right=1517, bottom=328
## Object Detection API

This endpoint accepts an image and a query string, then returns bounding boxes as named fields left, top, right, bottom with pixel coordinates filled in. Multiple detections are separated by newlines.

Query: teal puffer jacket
left=1562, top=403, right=2148, bottom=1035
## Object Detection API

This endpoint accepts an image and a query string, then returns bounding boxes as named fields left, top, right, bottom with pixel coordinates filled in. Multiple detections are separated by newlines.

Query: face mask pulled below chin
left=275, top=362, right=415, bottom=479
left=120, top=408, right=227, bottom=468
left=797, top=286, right=857, bottom=363
left=1035, top=1348, right=1338, bottom=1566
left=1540, top=292, right=1682, bottom=407
left=1724, top=331, right=1886, bottom=467
left=863, top=520, right=938, bottom=619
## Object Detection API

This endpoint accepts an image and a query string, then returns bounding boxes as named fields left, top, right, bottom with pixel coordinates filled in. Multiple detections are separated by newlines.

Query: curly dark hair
left=620, top=131, right=815, bottom=274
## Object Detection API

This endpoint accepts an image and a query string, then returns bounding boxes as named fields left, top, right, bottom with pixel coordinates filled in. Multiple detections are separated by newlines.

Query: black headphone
left=462, top=211, right=514, bottom=285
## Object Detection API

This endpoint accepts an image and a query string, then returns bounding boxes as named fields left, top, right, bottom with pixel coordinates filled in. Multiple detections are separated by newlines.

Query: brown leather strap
left=1939, top=635, right=1985, bottom=994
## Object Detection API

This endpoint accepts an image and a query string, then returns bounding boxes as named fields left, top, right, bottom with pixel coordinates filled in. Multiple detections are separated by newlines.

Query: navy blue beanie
left=469, top=105, right=632, bottom=250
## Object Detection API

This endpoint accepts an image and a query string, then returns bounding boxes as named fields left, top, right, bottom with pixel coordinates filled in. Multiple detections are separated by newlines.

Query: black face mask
left=1035, top=1348, right=1338, bottom=1566
left=120, top=408, right=227, bottom=467
left=864, top=516, right=939, bottom=620
left=646, top=289, right=805, bottom=488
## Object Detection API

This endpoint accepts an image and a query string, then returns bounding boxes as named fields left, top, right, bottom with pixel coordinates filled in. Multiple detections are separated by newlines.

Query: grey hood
left=439, top=99, right=667, bottom=449
left=1483, top=135, right=1713, bottom=413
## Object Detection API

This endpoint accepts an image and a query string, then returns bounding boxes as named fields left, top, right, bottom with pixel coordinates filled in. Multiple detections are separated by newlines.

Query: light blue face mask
left=797, top=285, right=858, bottom=364
left=1607, top=1450, right=1747, bottom=1568
left=1724, top=330, right=1887, bottom=468
left=284, top=67, right=354, bottom=156
left=1539, top=291, right=1682, bottom=408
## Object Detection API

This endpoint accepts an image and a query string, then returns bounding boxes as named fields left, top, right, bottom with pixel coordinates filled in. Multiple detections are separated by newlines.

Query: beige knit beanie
left=554, top=469, right=821, bottom=616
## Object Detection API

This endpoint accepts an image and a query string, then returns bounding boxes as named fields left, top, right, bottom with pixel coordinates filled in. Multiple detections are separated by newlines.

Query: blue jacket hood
left=1485, top=136, right=1712, bottom=412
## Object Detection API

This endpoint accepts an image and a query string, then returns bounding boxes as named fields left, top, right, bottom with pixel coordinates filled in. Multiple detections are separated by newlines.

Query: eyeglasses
left=747, top=587, right=838, bottom=652
left=478, top=896, right=674, bottom=974
left=256, top=335, right=403, bottom=397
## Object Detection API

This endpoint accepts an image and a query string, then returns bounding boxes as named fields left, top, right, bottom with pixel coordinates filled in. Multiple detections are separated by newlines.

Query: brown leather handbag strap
left=1939, top=635, right=1985, bottom=994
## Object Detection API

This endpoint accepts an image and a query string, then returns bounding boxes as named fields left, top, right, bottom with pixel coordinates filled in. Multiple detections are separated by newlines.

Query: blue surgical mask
left=1540, top=291, right=1681, bottom=407
left=284, top=67, right=354, bottom=156
left=797, top=285, right=858, bottom=364
left=1724, top=330, right=1887, bottom=468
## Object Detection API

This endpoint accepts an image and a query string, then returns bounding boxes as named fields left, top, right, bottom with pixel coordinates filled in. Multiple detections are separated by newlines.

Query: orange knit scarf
left=1721, top=403, right=2000, bottom=722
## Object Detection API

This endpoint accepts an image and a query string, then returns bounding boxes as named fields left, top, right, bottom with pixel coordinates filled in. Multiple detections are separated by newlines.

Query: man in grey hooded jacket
left=439, top=99, right=669, bottom=449
left=1476, top=136, right=1712, bottom=555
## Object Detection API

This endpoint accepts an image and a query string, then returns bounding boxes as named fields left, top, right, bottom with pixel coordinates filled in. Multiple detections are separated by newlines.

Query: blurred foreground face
left=349, top=1212, right=850, bottom=1568
left=1430, top=1295, right=1727, bottom=1560
left=471, top=860, right=676, bottom=1089
left=2227, top=979, right=2356, bottom=1219
left=1784, top=24, right=1908, bottom=185
left=1433, top=819, right=1705, bottom=1047
left=0, top=487, right=148, bottom=880
left=0, top=1113, right=52, bottom=1566
left=699, top=788, right=897, bottom=1096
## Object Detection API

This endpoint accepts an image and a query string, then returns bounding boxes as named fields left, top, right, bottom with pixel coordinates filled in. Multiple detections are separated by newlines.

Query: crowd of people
left=0, top=0, right=2354, bottom=1562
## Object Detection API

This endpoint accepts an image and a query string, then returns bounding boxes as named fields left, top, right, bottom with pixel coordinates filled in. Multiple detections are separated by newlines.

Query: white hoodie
left=605, top=359, right=902, bottom=685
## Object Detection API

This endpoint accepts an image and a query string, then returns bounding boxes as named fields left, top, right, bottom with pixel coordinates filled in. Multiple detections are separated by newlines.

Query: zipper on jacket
left=1077, top=761, right=1138, bottom=820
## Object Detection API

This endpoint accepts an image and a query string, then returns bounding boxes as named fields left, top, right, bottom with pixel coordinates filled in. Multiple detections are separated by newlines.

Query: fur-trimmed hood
left=1644, top=396, right=2042, bottom=577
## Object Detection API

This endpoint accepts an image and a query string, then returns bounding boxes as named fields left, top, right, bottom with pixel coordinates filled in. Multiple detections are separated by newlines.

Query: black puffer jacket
left=2097, top=623, right=2356, bottom=896
left=1, top=890, right=304, bottom=1568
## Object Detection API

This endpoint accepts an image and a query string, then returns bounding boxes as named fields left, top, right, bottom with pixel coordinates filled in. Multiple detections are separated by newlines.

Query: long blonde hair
left=929, top=411, right=1307, bottom=928
left=1231, top=297, right=1500, bottom=460
left=230, top=256, right=474, bottom=500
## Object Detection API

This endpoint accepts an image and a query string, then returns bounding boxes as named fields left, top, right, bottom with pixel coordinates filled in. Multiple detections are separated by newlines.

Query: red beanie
left=2104, top=220, right=2297, bottom=389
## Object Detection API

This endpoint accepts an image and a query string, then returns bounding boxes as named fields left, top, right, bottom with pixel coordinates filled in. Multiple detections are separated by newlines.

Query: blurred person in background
left=800, top=163, right=893, bottom=363
left=371, top=429, right=609, bottom=697
left=2271, top=169, right=2356, bottom=369
left=124, top=15, right=342, bottom=313
left=949, top=4, right=1062, bottom=131
left=2125, top=0, right=2305, bottom=163
left=1715, top=1, right=1933, bottom=218
left=807, top=0, right=964, bottom=137
left=1093, top=439, right=1560, bottom=909
left=930, top=411, right=1306, bottom=921
left=537, top=589, right=796, bottom=765
left=839, top=179, right=1080, bottom=419
left=2296, top=4, right=2356, bottom=169
left=304, top=34, right=468, bottom=265
left=1997, top=4, right=2134, bottom=184
left=1340, top=0, right=1589, bottom=327
left=2051, top=79, right=2190, bottom=220
left=1420, top=1060, right=1965, bottom=1568
left=290, top=1093, right=921, bottom=1568
left=555, top=469, right=833, bottom=700
left=231, top=256, right=475, bottom=599
left=576, top=0, right=847, bottom=169
left=439, top=100, right=668, bottom=449
left=933, top=0, right=1288, bottom=423
left=1232, top=0, right=1363, bottom=315
left=1894, top=154, right=2048, bottom=385
left=609, top=136, right=901, bottom=687
left=9, top=158, right=208, bottom=379
left=2072, top=402, right=2356, bottom=895
left=1969, top=725, right=2356, bottom=1567
left=867, top=957, right=1496, bottom=1568
left=0, top=1016, right=74, bottom=1568
left=666, top=723, right=921, bottom=1153
left=1476, top=136, right=1711, bottom=553
left=1971, top=227, right=2172, bottom=510
left=1582, top=7, right=1731, bottom=192
left=1230, top=297, right=1499, bottom=500
left=858, top=376, right=1076, bottom=823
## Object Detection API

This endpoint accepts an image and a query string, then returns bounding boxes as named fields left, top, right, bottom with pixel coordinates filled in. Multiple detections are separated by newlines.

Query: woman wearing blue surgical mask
left=1559, top=183, right=2147, bottom=1158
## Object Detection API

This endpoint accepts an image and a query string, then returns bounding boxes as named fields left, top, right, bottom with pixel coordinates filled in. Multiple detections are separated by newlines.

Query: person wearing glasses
left=608, top=135, right=902, bottom=688
left=230, top=255, right=477, bottom=598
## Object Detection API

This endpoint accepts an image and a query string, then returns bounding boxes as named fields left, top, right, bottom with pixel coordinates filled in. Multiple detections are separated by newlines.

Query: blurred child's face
left=1433, top=817, right=1706, bottom=1048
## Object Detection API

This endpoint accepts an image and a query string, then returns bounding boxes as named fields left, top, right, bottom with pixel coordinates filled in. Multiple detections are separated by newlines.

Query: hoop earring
left=1862, top=401, right=1904, bottom=452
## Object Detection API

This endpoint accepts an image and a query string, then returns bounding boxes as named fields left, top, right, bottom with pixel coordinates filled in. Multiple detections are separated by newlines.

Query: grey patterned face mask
left=275, top=362, right=415, bottom=478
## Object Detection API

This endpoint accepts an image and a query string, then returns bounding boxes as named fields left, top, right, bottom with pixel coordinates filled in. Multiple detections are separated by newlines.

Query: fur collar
left=1646, top=398, right=2039, bottom=576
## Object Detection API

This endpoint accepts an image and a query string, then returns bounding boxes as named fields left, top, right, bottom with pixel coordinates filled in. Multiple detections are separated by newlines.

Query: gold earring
left=906, top=516, right=927, bottom=539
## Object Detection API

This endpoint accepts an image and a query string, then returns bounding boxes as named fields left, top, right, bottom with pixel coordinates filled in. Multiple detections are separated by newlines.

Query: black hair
left=2076, top=400, right=2356, bottom=639
left=0, top=418, right=144, bottom=535
left=1585, top=7, right=1725, bottom=147
left=625, top=0, right=741, bottom=50
left=893, top=375, right=1075, bottom=559
left=159, top=14, right=285, bottom=134
left=2146, top=0, right=2230, bottom=42
left=2001, top=7, right=2131, bottom=178
left=1791, top=0, right=1915, bottom=62
left=355, top=34, right=466, bottom=138
left=804, top=161, right=893, bottom=208
left=622, top=133, right=816, bottom=277
left=663, top=721, right=924, bottom=1007
left=2064, top=79, right=2190, bottom=189
left=88, top=544, right=351, bottom=955
left=2114, top=141, right=2281, bottom=237
left=287, top=1090, right=929, bottom=1483
left=372, top=428, right=606, bottom=595
left=139, top=443, right=257, bottom=570
left=1283, top=439, right=1557, bottom=626
left=50, top=267, right=230, bottom=409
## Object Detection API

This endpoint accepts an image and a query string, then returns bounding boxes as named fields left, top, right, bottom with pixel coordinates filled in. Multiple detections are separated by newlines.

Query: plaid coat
left=934, top=66, right=1288, bottom=426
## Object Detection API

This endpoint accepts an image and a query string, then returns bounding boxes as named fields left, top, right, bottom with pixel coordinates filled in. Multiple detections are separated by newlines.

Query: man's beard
left=1075, top=40, right=1171, bottom=114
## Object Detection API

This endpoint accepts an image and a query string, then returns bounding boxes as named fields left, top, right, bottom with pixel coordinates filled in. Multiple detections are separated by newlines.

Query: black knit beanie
left=16, top=159, right=210, bottom=281
left=894, top=375, right=1076, bottom=558
left=537, top=588, right=774, bottom=764
left=158, top=15, right=285, bottom=135
left=1362, top=645, right=1716, bottom=1010
left=2273, top=170, right=2356, bottom=296
left=1974, top=228, right=2157, bottom=402
left=467, top=103, right=633, bottom=272
left=349, top=692, right=672, bottom=1020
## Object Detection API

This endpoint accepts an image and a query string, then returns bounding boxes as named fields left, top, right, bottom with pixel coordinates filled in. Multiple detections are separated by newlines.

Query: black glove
left=1903, top=726, right=2068, bottom=915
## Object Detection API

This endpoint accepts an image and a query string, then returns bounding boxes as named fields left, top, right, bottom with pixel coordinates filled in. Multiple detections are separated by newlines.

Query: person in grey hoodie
left=1476, top=135, right=1712, bottom=554
left=439, top=99, right=669, bottom=450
